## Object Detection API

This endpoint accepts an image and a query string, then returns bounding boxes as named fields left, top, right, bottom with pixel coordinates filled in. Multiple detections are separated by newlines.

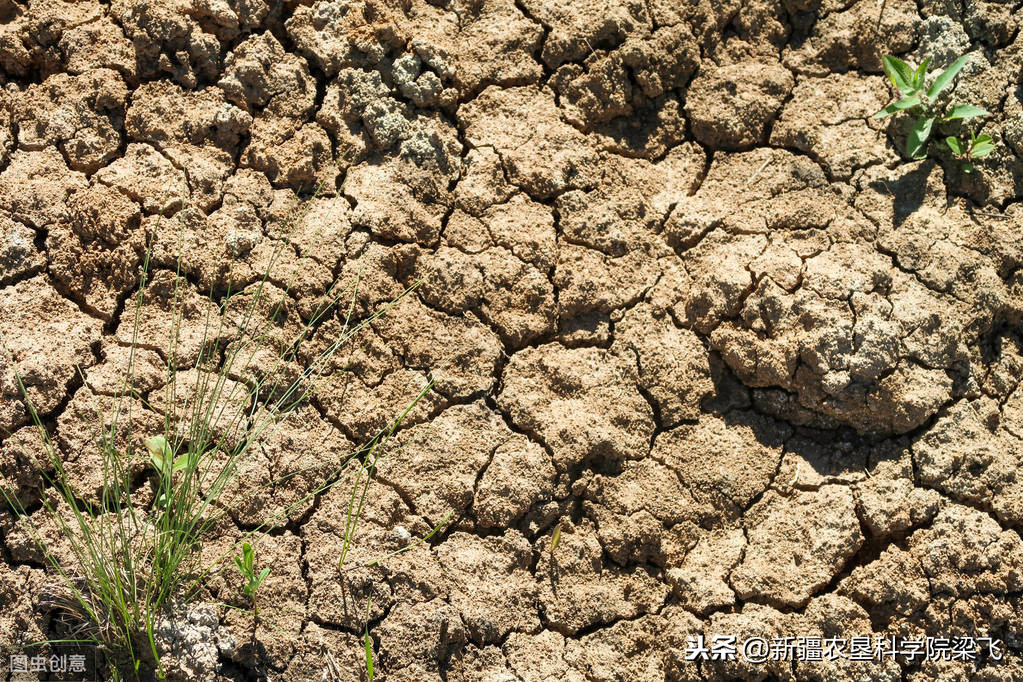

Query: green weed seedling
left=234, top=542, right=270, bottom=600
left=144, top=435, right=193, bottom=509
left=943, top=130, right=995, bottom=173
left=873, top=54, right=991, bottom=165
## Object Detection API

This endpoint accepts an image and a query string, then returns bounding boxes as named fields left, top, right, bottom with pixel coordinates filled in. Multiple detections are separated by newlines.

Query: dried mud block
left=915, top=399, right=1023, bottom=527
left=534, top=520, right=669, bottom=635
left=146, top=201, right=316, bottom=294
left=0, top=0, right=104, bottom=78
left=401, top=0, right=543, bottom=97
left=0, top=276, right=102, bottom=432
left=13, top=68, right=127, bottom=174
left=59, top=15, right=136, bottom=79
left=47, top=182, right=144, bottom=320
left=667, top=528, right=746, bottom=616
left=375, top=598, right=466, bottom=676
left=770, top=73, right=895, bottom=180
left=0, top=215, right=43, bottom=285
left=582, top=457, right=703, bottom=566
left=791, top=594, right=903, bottom=682
left=731, top=486, right=864, bottom=608
left=564, top=606, right=702, bottom=681
left=224, top=405, right=353, bottom=527
left=519, top=0, right=651, bottom=69
left=84, top=342, right=165, bottom=397
left=285, top=0, right=408, bottom=77
left=553, top=232, right=666, bottom=320
left=343, top=118, right=462, bottom=246
left=243, top=118, right=337, bottom=192
left=218, top=31, right=316, bottom=118
left=857, top=161, right=1023, bottom=305
left=591, top=93, right=689, bottom=159
left=302, top=484, right=421, bottom=630
left=783, top=0, right=920, bottom=75
left=0, top=563, right=49, bottom=660
left=433, top=531, right=539, bottom=644
left=855, top=477, right=940, bottom=539
left=846, top=504, right=1023, bottom=643
left=703, top=604, right=793, bottom=680
left=497, top=343, right=654, bottom=472
left=459, top=85, right=601, bottom=199
left=110, top=0, right=222, bottom=86
left=711, top=241, right=964, bottom=435
left=94, top=143, right=188, bottom=215
left=0, top=426, right=50, bottom=508
left=0, top=148, right=88, bottom=230
left=614, top=302, right=715, bottom=425
left=54, top=385, right=161, bottom=504
left=380, top=402, right=510, bottom=523
left=552, top=51, right=634, bottom=127
left=685, top=60, right=793, bottom=150
left=115, top=271, right=221, bottom=369
left=653, top=411, right=790, bottom=524
left=273, top=622, right=363, bottom=682
left=921, top=0, right=1018, bottom=47
left=266, top=193, right=352, bottom=278
left=474, top=433, right=555, bottom=528
left=418, top=194, right=557, bottom=347
left=503, top=630, right=587, bottom=682
left=839, top=544, right=931, bottom=633
left=372, top=297, right=501, bottom=401
left=126, top=80, right=252, bottom=154
left=452, top=147, right=517, bottom=216
left=663, top=147, right=827, bottom=253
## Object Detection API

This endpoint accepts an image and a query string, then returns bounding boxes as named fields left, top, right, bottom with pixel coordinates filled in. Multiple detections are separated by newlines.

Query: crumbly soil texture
left=1, top=0, right=1023, bottom=680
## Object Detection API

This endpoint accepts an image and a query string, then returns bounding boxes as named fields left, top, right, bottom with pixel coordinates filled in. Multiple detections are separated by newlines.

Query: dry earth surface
left=1, top=0, right=1023, bottom=680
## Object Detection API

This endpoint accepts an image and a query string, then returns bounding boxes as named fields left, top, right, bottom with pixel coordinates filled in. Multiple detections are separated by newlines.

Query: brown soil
left=2, top=0, right=1023, bottom=680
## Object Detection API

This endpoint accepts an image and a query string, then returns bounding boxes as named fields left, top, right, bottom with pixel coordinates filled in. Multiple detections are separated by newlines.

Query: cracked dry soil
left=1, top=0, right=1023, bottom=680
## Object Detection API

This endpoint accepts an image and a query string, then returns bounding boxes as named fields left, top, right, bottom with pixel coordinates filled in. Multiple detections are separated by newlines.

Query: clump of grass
left=0, top=199, right=429, bottom=679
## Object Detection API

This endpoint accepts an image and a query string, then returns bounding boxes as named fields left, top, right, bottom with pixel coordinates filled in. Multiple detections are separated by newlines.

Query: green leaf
left=551, top=522, right=562, bottom=552
left=945, top=136, right=964, bottom=155
left=242, top=542, right=254, bottom=571
left=945, top=104, right=989, bottom=119
left=171, top=454, right=190, bottom=474
left=962, top=162, right=975, bottom=173
left=882, top=55, right=916, bottom=95
left=365, top=632, right=375, bottom=681
left=907, top=115, right=935, bottom=158
left=144, top=435, right=170, bottom=457
left=971, top=141, right=994, bottom=158
left=145, top=435, right=172, bottom=472
left=873, top=93, right=921, bottom=118
left=927, top=54, right=970, bottom=100
left=912, top=58, right=930, bottom=90
left=257, top=567, right=270, bottom=584
left=974, top=133, right=993, bottom=144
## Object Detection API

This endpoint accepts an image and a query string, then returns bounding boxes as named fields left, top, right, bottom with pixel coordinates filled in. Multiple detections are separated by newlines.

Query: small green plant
left=873, top=54, right=991, bottom=163
left=233, top=542, right=270, bottom=599
left=1, top=196, right=431, bottom=679
left=943, top=130, right=995, bottom=173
